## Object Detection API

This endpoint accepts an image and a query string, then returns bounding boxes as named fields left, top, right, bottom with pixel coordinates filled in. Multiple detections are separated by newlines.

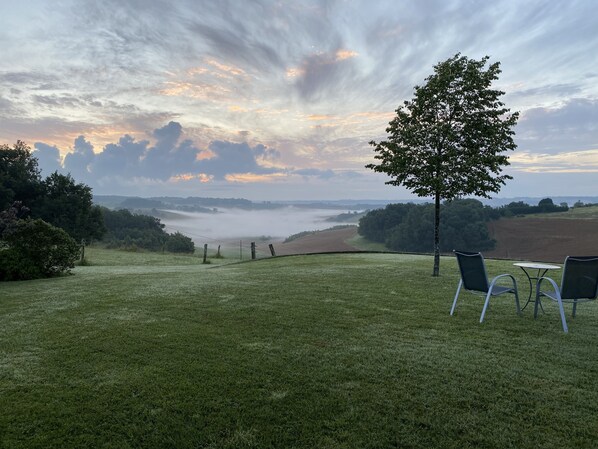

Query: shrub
left=165, top=232, right=195, bottom=254
left=0, top=218, right=80, bottom=281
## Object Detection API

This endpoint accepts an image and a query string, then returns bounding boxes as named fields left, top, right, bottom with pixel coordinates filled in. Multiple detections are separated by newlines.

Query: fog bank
left=159, top=207, right=350, bottom=242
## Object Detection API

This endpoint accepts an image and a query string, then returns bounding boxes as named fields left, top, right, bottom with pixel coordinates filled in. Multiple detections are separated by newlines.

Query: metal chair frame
left=535, top=256, right=598, bottom=333
left=451, top=250, right=521, bottom=323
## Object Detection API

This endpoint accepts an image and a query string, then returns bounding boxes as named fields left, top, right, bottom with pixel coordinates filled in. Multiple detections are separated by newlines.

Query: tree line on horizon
left=357, top=197, right=568, bottom=253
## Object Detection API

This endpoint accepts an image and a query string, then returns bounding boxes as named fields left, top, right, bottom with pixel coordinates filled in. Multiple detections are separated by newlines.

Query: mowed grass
left=1, top=248, right=597, bottom=448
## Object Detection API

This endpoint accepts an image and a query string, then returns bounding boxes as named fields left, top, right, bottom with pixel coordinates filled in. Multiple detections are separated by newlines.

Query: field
left=1, top=248, right=597, bottom=448
left=286, top=205, right=598, bottom=263
left=486, top=218, right=598, bottom=262
left=486, top=206, right=598, bottom=263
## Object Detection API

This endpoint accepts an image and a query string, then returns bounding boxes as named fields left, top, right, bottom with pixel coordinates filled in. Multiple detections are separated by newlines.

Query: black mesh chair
left=451, top=250, right=521, bottom=323
left=535, top=256, right=598, bottom=333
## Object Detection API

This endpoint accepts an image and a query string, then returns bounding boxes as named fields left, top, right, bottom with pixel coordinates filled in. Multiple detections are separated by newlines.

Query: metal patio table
left=513, top=262, right=561, bottom=312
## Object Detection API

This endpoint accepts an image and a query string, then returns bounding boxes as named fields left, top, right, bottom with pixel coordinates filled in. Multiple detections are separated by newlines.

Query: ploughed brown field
left=276, top=217, right=598, bottom=263
left=276, top=226, right=360, bottom=255
left=485, top=217, right=598, bottom=263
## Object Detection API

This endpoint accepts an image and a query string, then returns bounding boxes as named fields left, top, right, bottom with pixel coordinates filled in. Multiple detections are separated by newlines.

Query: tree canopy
left=101, top=208, right=195, bottom=253
left=0, top=141, right=42, bottom=210
left=33, top=172, right=106, bottom=242
left=358, top=198, right=566, bottom=255
left=367, top=53, right=518, bottom=275
left=359, top=199, right=496, bottom=253
left=1, top=141, right=105, bottom=243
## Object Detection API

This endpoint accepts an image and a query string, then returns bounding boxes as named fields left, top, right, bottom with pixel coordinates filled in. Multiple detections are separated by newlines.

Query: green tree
left=367, top=54, right=518, bottom=276
left=33, top=172, right=106, bottom=242
left=0, top=141, right=43, bottom=210
left=0, top=142, right=105, bottom=241
left=386, top=204, right=435, bottom=252
left=358, top=199, right=496, bottom=253
left=358, top=203, right=417, bottom=243
left=439, top=199, right=495, bottom=251
left=101, top=208, right=169, bottom=251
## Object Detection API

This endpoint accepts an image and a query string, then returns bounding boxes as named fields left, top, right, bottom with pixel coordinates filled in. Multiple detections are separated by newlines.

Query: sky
left=1, top=0, right=597, bottom=201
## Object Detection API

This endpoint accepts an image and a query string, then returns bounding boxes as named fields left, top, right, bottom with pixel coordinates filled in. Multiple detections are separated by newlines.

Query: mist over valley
left=158, top=207, right=355, bottom=242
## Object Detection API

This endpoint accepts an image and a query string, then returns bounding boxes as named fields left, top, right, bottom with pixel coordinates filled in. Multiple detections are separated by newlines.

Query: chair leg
left=534, top=291, right=541, bottom=319
left=572, top=300, right=577, bottom=318
left=480, top=291, right=492, bottom=323
left=450, top=280, right=462, bottom=316
left=513, top=281, right=521, bottom=315
left=557, top=297, right=568, bottom=333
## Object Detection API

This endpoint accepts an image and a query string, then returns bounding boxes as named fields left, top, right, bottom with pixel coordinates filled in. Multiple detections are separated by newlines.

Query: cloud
left=0, top=96, right=18, bottom=116
left=0, top=71, right=62, bottom=89
left=63, top=136, right=96, bottom=181
left=510, top=149, right=598, bottom=173
left=198, top=140, right=280, bottom=179
left=516, top=98, right=598, bottom=153
left=190, top=21, right=283, bottom=72
left=509, top=83, right=583, bottom=99
left=142, top=122, right=198, bottom=180
left=32, top=122, right=296, bottom=187
left=293, top=168, right=335, bottom=179
left=293, top=48, right=360, bottom=101
left=32, top=142, right=62, bottom=176
left=30, top=93, right=113, bottom=110
left=5, top=0, right=598, bottom=200
left=252, top=143, right=281, bottom=160
left=92, top=135, right=149, bottom=178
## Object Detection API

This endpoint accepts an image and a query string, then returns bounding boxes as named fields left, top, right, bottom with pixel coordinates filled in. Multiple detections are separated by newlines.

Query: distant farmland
left=283, top=213, right=598, bottom=263
left=486, top=206, right=598, bottom=262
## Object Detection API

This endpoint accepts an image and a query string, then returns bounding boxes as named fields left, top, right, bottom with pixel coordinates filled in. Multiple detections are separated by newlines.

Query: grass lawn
left=1, top=248, right=597, bottom=448
left=346, top=234, right=389, bottom=252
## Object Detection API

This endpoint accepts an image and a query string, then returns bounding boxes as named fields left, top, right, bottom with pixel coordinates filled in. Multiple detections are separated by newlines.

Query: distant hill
left=93, top=195, right=400, bottom=212
left=480, top=196, right=598, bottom=207
left=94, top=194, right=598, bottom=212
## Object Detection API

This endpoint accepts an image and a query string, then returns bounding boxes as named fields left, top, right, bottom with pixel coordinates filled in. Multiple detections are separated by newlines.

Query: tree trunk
left=433, top=191, right=440, bottom=277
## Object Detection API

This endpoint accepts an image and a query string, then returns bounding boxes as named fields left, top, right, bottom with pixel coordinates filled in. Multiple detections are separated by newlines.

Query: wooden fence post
left=203, top=244, right=208, bottom=264
left=251, top=242, right=256, bottom=260
left=80, top=239, right=85, bottom=263
left=269, top=243, right=276, bottom=256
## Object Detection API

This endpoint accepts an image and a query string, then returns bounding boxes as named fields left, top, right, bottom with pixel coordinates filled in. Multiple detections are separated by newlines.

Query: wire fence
left=163, top=225, right=277, bottom=261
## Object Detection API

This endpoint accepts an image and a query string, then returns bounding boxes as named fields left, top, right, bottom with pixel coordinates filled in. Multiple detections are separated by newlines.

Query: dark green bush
left=0, top=218, right=80, bottom=281
left=165, top=232, right=195, bottom=253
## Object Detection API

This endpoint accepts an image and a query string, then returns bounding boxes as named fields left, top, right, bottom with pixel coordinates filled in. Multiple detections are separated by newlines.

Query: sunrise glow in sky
left=1, top=0, right=597, bottom=200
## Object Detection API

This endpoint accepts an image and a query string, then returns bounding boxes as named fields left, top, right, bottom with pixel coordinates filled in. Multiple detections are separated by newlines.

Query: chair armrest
left=489, top=273, right=518, bottom=289
left=488, top=273, right=518, bottom=295
left=536, top=276, right=561, bottom=300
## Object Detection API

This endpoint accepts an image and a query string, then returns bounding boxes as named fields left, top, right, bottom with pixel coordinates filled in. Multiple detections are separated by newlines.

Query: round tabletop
left=513, top=262, right=561, bottom=270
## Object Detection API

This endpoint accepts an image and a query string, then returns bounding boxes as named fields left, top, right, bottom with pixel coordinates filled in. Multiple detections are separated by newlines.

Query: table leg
left=519, top=267, right=533, bottom=311
left=518, top=267, right=545, bottom=313
left=534, top=269, right=546, bottom=314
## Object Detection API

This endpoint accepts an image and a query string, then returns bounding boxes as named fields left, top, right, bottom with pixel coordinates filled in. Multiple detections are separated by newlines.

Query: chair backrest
left=454, top=250, right=489, bottom=293
left=560, top=256, right=598, bottom=300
